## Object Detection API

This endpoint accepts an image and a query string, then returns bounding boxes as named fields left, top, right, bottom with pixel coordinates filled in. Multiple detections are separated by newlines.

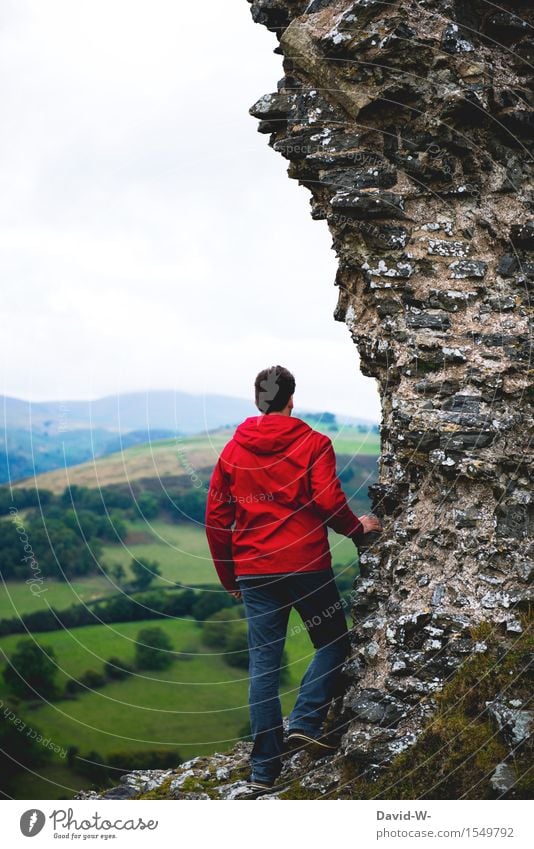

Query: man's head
left=254, top=365, right=295, bottom=415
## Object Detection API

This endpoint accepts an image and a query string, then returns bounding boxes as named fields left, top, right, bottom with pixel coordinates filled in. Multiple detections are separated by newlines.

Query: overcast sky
left=0, top=0, right=381, bottom=421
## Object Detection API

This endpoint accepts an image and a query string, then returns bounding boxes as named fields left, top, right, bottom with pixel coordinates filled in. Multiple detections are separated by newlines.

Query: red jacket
left=205, top=414, right=364, bottom=591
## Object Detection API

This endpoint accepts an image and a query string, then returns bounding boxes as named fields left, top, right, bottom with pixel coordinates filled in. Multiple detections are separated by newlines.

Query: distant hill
left=1, top=390, right=259, bottom=435
left=0, top=391, right=378, bottom=485
left=1, top=391, right=377, bottom=435
left=13, top=425, right=381, bottom=494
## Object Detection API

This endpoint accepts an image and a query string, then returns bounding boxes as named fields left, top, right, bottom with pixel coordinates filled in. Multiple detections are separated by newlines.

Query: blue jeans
left=237, top=568, right=350, bottom=784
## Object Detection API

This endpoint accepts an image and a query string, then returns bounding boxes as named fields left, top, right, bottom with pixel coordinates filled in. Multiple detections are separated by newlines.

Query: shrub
left=202, top=608, right=242, bottom=648
left=225, top=628, right=250, bottom=670
left=73, top=748, right=181, bottom=783
left=135, top=627, right=174, bottom=670
left=130, top=558, right=161, bottom=591
left=2, top=640, right=59, bottom=700
left=202, top=608, right=252, bottom=670
left=0, top=698, right=51, bottom=793
left=104, top=657, right=133, bottom=680
left=136, top=493, right=159, bottom=519
left=79, top=669, right=106, bottom=689
left=191, top=588, right=234, bottom=621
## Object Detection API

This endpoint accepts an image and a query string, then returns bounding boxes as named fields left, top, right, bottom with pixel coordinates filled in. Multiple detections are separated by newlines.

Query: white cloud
left=0, top=0, right=380, bottom=421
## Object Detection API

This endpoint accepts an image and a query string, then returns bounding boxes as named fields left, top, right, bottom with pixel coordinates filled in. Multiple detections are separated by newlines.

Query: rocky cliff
left=77, top=0, right=533, bottom=800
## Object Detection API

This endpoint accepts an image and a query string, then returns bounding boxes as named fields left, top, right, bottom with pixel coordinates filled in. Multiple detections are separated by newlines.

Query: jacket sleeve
left=205, top=456, right=238, bottom=592
left=309, top=437, right=364, bottom=539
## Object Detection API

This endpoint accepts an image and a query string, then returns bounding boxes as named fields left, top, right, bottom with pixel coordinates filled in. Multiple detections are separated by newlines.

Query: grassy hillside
left=16, top=426, right=381, bottom=494
left=101, top=519, right=220, bottom=588
left=102, top=520, right=359, bottom=589
left=0, top=426, right=178, bottom=487
left=0, top=390, right=264, bottom=485
left=0, top=576, right=117, bottom=622
left=1, top=610, right=317, bottom=799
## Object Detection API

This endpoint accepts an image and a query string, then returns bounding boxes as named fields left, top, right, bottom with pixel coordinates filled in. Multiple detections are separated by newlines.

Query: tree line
left=0, top=483, right=208, bottom=582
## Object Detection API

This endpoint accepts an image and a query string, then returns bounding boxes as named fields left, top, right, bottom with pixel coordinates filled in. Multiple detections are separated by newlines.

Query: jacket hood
left=233, top=415, right=314, bottom=456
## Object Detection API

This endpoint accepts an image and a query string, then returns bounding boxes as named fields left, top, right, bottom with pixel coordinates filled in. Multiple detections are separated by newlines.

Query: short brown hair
left=254, top=365, right=296, bottom=414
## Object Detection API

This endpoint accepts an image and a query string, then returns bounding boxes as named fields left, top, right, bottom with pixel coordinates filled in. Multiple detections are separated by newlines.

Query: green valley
left=0, top=423, right=377, bottom=799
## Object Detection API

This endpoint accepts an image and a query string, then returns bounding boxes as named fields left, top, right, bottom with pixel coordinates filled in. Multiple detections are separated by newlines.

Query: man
left=205, top=365, right=382, bottom=795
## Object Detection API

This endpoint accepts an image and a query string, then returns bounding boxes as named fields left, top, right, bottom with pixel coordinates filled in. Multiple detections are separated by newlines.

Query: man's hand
left=229, top=590, right=242, bottom=601
left=359, top=514, right=383, bottom=534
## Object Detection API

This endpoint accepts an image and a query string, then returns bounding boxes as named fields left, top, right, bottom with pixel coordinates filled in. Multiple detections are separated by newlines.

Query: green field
left=329, top=430, right=380, bottom=455
left=0, top=576, right=118, bottom=622
left=1, top=610, right=319, bottom=799
left=0, top=520, right=358, bottom=625
left=0, top=526, right=360, bottom=799
left=101, top=520, right=359, bottom=589
left=0, top=520, right=217, bottom=620
left=102, top=519, right=215, bottom=588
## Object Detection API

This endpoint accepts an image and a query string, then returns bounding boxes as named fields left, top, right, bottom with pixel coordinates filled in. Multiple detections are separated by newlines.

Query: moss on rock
left=333, top=614, right=533, bottom=800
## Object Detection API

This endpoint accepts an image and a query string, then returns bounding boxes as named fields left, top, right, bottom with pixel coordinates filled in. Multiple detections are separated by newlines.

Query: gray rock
left=485, top=700, right=533, bottom=748
left=406, top=311, right=451, bottom=331
left=331, top=190, right=406, bottom=219
left=427, top=239, right=470, bottom=257
left=319, top=166, right=397, bottom=190
left=510, top=222, right=534, bottom=250
left=490, top=762, right=517, bottom=794
left=449, top=259, right=488, bottom=279
left=249, top=92, right=293, bottom=120
left=350, top=688, right=409, bottom=727
left=305, top=1, right=337, bottom=15
left=441, top=23, right=474, bottom=54
left=431, top=584, right=446, bottom=606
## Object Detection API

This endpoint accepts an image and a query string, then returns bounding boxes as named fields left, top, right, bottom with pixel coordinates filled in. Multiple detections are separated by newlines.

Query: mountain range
left=0, top=390, right=378, bottom=485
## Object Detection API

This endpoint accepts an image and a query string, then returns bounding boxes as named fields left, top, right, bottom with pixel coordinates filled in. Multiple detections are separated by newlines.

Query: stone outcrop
left=77, top=0, right=532, bottom=800
left=244, top=0, right=533, bottom=788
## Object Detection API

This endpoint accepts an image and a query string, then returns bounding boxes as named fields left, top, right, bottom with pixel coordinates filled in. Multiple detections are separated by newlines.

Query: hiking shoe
left=286, top=729, right=340, bottom=755
left=238, top=779, right=277, bottom=799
